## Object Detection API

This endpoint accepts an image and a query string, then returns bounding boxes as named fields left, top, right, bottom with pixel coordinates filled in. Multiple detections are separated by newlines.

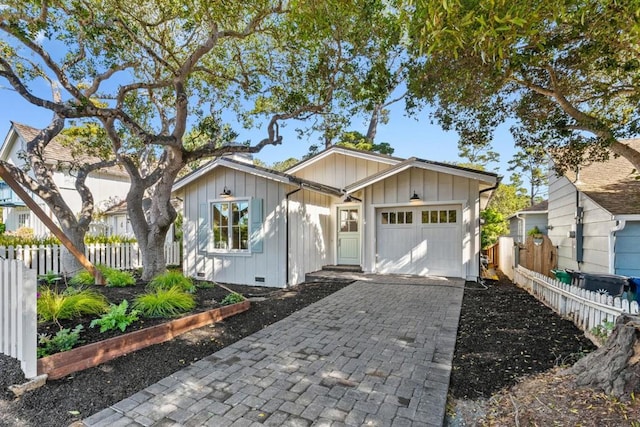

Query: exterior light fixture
left=220, top=186, right=232, bottom=197
left=343, top=194, right=362, bottom=203
left=410, top=191, right=420, bottom=201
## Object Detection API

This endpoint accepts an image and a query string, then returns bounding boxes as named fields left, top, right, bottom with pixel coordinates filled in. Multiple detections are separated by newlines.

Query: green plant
left=133, top=286, right=195, bottom=318
left=84, top=234, right=137, bottom=244
left=90, top=300, right=139, bottom=333
left=37, top=325, right=84, bottom=357
left=220, top=292, right=245, bottom=306
left=104, top=269, right=136, bottom=287
left=37, top=287, right=109, bottom=324
left=69, top=269, right=98, bottom=286
left=38, top=270, right=62, bottom=285
left=527, top=226, right=543, bottom=237
left=148, top=271, right=195, bottom=293
left=590, top=320, right=615, bottom=344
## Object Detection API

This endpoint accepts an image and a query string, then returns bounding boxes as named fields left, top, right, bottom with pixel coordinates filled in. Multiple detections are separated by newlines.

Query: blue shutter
left=250, top=198, right=263, bottom=253
left=198, top=203, right=211, bottom=253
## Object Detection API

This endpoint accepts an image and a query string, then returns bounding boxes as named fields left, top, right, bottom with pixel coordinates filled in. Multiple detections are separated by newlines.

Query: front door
left=337, top=206, right=361, bottom=265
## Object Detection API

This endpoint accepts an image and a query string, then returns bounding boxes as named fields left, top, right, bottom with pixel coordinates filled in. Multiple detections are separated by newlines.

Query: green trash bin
left=551, top=269, right=571, bottom=284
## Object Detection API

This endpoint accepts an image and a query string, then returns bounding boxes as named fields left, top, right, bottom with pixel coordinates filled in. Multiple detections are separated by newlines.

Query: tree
left=406, top=0, right=640, bottom=175
left=1, top=0, right=400, bottom=279
left=270, top=157, right=299, bottom=172
left=480, top=208, right=506, bottom=249
left=508, top=147, right=548, bottom=205
left=487, top=181, right=530, bottom=221
left=457, top=141, right=500, bottom=171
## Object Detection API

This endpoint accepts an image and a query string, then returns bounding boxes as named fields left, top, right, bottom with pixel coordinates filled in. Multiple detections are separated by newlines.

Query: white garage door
left=376, top=205, right=462, bottom=277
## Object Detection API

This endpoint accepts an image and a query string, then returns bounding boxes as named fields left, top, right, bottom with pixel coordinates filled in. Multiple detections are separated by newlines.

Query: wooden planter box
left=37, top=300, right=250, bottom=380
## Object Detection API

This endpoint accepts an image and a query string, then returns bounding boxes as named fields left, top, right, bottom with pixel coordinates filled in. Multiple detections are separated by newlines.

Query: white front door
left=337, top=206, right=361, bottom=265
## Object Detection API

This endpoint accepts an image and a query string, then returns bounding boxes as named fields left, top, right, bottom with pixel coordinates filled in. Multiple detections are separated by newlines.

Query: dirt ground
left=447, top=273, right=640, bottom=426
left=2, top=273, right=639, bottom=426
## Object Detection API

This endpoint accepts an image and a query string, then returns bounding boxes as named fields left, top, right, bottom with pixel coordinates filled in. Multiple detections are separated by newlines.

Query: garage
left=376, top=204, right=462, bottom=277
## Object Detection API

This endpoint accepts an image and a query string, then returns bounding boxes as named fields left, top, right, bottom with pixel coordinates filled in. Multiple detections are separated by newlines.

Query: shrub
left=37, top=287, right=109, bottom=323
left=69, top=269, right=98, bottom=286
left=220, top=292, right=245, bottom=306
left=37, top=325, right=83, bottom=357
left=85, top=234, right=137, bottom=244
left=38, top=270, right=62, bottom=285
left=104, top=269, right=136, bottom=287
left=148, top=271, right=195, bottom=293
left=90, top=300, right=139, bottom=333
left=133, top=286, right=195, bottom=318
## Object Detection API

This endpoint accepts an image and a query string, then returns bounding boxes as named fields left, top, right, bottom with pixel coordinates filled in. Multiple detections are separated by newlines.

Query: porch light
left=343, top=194, right=362, bottom=203
left=220, top=186, right=232, bottom=197
left=410, top=191, right=420, bottom=201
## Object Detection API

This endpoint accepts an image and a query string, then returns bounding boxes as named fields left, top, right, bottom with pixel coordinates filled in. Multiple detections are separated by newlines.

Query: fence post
left=0, top=259, right=37, bottom=378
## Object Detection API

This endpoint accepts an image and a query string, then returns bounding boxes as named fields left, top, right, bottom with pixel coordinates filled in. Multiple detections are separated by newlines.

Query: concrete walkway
left=83, top=275, right=465, bottom=427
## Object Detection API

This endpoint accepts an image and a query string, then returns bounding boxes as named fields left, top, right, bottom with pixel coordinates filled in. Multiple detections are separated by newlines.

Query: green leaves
left=90, top=300, right=140, bottom=333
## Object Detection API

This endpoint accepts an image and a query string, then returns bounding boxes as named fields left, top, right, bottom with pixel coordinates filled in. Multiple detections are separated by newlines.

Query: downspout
left=285, top=186, right=302, bottom=287
left=608, top=219, right=626, bottom=274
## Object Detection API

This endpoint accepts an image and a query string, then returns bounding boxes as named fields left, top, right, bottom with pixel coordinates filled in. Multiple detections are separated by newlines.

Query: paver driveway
left=83, top=275, right=464, bottom=427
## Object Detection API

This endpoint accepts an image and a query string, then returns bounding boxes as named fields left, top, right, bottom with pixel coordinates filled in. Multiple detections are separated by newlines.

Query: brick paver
left=83, top=275, right=464, bottom=427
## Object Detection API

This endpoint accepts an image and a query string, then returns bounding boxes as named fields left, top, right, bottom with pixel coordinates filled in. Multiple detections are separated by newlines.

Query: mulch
left=1, top=272, right=600, bottom=427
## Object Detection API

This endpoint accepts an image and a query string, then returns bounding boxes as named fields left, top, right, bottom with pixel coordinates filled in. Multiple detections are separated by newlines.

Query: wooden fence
left=0, top=259, right=37, bottom=378
left=0, top=242, right=182, bottom=275
left=518, top=235, right=557, bottom=277
left=515, top=266, right=639, bottom=333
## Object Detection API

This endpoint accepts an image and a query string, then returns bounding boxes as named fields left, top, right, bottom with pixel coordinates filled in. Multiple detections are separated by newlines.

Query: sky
left=0, top=91, right=518, bottom=180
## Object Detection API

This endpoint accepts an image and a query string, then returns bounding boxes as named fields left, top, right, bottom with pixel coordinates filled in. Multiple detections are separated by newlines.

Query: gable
left=286, top=146, right=400, bottom=189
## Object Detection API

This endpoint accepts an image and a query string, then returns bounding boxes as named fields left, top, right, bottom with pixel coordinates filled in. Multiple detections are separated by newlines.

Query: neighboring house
left=507, top=200, right=549, bottom=243
left=173, top=145, right=499, bottom=287
left=0, top=122, right=130, bottom=236
left=100, top=198, right=180, bottom=242
left=548, top=139, right=640, bottom=277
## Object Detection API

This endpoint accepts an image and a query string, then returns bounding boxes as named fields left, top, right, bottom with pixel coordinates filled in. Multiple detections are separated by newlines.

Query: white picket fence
left=0, top=259, right=37, bottom=378
left=515, top=266, right=640, bottom=333
left=0, top=242, right=182, bottom=275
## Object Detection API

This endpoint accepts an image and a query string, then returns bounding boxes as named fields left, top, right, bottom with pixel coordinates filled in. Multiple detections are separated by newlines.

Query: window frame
left=210, top=198, right=251, bottom=254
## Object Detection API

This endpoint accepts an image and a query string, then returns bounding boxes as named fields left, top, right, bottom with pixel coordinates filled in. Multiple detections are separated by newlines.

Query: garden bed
left=35, top=278, right=252, bottom=378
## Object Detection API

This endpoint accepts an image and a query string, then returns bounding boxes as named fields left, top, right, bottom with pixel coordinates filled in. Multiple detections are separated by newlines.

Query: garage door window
left=381, top=210, right=413, bottom=225
left=421, top=209, right=457, bottom=224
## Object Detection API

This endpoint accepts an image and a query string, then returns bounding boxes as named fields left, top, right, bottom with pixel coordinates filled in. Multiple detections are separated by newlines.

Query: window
left=340, top=208, right=359, bottom=232
left=212, top=200, right=249, bottom=251
left=18, top=212, right=29, bottom=228
left=421, top=209, right=458, bottom=224
left=380, top=210, right=414, bottom=225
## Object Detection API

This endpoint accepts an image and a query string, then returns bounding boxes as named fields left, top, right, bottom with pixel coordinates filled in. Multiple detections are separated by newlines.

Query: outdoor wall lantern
left=220, top=186, right=232, bottom=197
left=343, top=194, right=362, bottom=203
left=409, top=191, right=421, bottom=202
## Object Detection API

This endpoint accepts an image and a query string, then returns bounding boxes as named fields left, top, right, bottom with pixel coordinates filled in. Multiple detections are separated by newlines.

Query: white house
left=174, top=146, right=499, bottom=287
left=507, top=200, right=548, bottom=243
left=548, top=139, right=640, bottom=277
left=0, top=122, right=130, bottom=236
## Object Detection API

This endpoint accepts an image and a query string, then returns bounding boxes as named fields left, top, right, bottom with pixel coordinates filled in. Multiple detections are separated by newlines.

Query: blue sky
left=0, top=87, right=517, bottom=179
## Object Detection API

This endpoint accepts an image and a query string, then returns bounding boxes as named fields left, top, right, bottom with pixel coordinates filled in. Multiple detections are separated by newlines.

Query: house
left=548, top=139, right=640, bottom=277
left=0, top=122, right=130, bottom=236
left=507, top=200, right=548, bottom=243
left=173, top=146, right=499, bottom=287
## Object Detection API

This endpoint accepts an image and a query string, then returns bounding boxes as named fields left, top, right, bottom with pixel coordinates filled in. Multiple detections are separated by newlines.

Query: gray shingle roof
left=564, top=139, right=640, bottom=215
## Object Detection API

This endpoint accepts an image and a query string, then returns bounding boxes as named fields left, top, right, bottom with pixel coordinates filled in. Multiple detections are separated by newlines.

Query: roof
left=8, top=122, right=128, bottom=178
left=507, top=200, right=548, bottom=220
left=563, top=139, right=640, bottom=216
left=285, top=145, right=402, bottom=174
left=345, top=157, right=499, bottom=194
left=173, top=156, right=343, bottom=197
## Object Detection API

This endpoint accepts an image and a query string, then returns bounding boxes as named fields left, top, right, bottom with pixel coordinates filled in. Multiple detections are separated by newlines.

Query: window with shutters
left=212, top=200, right=249, bottom=252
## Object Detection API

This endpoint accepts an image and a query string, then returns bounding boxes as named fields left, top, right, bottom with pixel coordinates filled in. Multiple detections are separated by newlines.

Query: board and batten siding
left=287, top=190, right=333, bottom=285
left=509, top=213, right=548, bottom=243
left=291, top=153, right=394, bottom=190
left=548, top=173, right=615, bottom=273
left=362, top=167, right=481, bottom=280
left=182, top=166, right=333, bottom=288
left=183, top=167, right=287, bottom=287
left=614, top=221, right=640, bottom=277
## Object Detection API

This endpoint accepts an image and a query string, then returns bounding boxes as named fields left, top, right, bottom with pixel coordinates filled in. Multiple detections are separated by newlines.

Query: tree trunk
left=60, top=228, right=87, bottom=276
left=140, top=231, right=167, bottom=281
left=564, top=314, right=640, bottom=397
